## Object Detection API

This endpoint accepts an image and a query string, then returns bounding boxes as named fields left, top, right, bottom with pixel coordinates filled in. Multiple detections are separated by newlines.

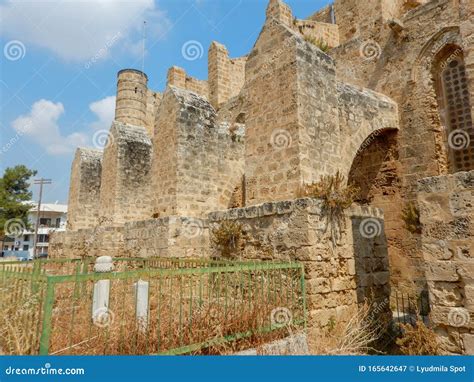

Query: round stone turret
left=114, top=69, right=148, bottom=127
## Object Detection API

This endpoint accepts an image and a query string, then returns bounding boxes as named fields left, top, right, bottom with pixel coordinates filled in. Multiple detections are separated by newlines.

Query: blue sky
left=0, top=0, right=331, bottom=204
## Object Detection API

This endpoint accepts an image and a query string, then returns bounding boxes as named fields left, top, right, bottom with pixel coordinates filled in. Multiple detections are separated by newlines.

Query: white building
left=2, top=202, right=67, bottom=258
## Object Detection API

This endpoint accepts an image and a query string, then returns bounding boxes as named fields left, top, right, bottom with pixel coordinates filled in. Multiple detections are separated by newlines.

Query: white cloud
left=89, top=96, right=116, bottom=130
left=12, top=99, right=88, bottom=155
left=0, top=0, right=170, bottom=61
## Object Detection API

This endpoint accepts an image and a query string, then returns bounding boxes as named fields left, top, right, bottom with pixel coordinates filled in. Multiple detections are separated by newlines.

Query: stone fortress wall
left=51, top=0, right=474, bottom=354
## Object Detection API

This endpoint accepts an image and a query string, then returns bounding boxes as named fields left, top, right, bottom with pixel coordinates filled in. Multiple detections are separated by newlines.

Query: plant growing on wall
left=303, top=35, right=329, bottom=53
left=299, top=171, right=359, bottom=246
left=401, top=202, right=422, bottom=234
left=211, top=220, right=243, bottom=258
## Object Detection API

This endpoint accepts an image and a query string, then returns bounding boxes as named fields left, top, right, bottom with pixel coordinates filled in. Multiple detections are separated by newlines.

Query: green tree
left=0, top=165, right=37, bottom=239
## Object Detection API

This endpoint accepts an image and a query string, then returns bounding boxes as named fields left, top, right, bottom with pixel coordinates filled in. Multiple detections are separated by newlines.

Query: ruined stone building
left=50, top=0, right=474, bottom=354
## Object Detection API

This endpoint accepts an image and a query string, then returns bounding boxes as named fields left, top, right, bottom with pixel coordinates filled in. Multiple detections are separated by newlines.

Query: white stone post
left=134, top=279, right=149, bottom=332
left=92, top=256, right=114, bottom=325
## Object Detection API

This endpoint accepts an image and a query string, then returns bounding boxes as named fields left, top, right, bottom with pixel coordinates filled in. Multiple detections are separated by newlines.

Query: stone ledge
left=417, top=170, right=474, bottom=194
left=208, top=197, right=383, bottom=222
left=233, top=332, right=309, bottom=355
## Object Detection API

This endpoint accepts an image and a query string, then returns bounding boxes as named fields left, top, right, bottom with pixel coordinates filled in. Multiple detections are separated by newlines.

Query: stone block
left=426, top=262, right=459, bottom=282
left=461, top=333, right=474, bottom=355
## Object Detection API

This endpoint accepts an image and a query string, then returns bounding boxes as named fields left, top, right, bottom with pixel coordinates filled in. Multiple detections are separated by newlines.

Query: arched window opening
left=433, top=46, right=474, bottom=173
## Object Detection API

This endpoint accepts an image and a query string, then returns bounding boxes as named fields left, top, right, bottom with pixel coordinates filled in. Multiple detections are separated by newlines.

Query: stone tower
left=114, top=69, right=148, bottom=127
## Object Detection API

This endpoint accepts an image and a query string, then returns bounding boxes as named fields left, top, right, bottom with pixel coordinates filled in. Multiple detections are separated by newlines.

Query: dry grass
left=310, top=303, right=385, bottom=355
left=396, top=319, right=440, bottom=355
left=0, top=260, right=304, bottom=355
left=303, top=35, right=330, bottom=52
left=210, top=221, right=243, bottom=259
left=299, top=171, right=359, bottom=246
left=48, top=278, right=301, bottom=355
left=0, top=281, right=43, bottom=355
left=0, top=266, right=302, bottom=355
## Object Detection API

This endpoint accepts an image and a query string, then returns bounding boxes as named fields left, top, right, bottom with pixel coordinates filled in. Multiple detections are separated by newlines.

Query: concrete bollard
left=92, top=256, right=114, bottom=326
left=134, top=279, right=149, bottom=332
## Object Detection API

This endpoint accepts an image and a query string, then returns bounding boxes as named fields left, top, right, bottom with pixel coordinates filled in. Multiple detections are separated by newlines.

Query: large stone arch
left=348, top=128, right=400, bottom=203
left=343, top=125, right=399, bottom=181
left=336, top=82, right=400, bottom=181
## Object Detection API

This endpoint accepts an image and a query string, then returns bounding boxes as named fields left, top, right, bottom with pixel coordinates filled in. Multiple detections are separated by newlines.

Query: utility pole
left=33, top=178, right=51, bottom=258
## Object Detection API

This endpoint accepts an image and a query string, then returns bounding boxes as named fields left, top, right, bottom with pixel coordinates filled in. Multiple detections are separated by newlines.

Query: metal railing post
left=39, top=276, right=55, bottom=355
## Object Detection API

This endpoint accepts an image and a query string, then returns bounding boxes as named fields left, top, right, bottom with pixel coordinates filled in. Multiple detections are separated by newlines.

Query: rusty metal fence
left=0, top=257, right=305, bottom=355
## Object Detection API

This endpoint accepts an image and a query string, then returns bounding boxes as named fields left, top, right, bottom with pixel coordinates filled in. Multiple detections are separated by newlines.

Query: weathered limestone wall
left=99, top=122, right=152, bottom=225
left=67, top=148, right=103, bottom=230
left=49, top=226, right=125, bottom=259
left=167, top=66, right=209, bottom=100
left=124, top=217, right=209, bottom=258
left=329, top=0, right=472, bottom=290
left=418, top=170, right=474, bottom=354
left=459, top=0, right=474, bottom=131
left=50, top=216, right=209, bottom=259
left=115, top=69, right=148, bottom=127
left=307, top=4, right=333, bottom=24
left=152, top=86, right=244, bottom=218
left=333, top=0, right=414, bottom=43
left=145, top=89, right=162, bottom=138
left=208, top=42, right=247, bottom=109
left=295, top=20, right=339, bottom=49
left=243, top=18, right=341, bottom=206
left=337, top=83, right=399, bottom=176
left=208, top=198, right=390, bottom=351
left=265, top=0, right=296, bottom=31
left=243, top=15, right=398, bottom=207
